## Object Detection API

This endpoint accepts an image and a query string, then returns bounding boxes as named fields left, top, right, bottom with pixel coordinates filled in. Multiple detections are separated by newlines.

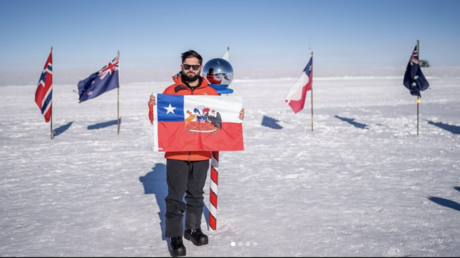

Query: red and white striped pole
left=209, top=151, right=219, bottom=230
left=209, top=47, right=230, bottom=230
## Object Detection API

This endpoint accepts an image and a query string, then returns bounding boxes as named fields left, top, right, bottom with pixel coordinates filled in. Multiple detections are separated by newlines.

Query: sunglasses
left=183, top=64, right=201, bottom=71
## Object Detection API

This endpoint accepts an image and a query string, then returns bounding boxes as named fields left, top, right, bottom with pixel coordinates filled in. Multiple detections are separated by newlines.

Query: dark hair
left=208, top=67, right=214, bottom=73
left=181, top=50, right=203, bottom=65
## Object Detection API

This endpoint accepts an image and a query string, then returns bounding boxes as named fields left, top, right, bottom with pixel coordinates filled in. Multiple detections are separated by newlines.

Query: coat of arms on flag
left=153, top=94, right=244, bottom=152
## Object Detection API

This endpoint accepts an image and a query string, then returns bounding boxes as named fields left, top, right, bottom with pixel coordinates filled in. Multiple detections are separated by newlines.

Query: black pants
left=165, top=159, right=209, bottom=238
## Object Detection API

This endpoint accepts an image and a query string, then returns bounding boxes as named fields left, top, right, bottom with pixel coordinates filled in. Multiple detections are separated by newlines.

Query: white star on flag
left=164, top=103, right=176, bottom=114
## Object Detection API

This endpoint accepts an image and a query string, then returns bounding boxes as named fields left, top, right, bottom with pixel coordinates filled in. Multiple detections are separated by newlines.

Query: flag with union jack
left=35, top=51, right=53, bottom=122
left=403, top=43, right=429, bottom=97
left=77, top=54, right=119, bottom=102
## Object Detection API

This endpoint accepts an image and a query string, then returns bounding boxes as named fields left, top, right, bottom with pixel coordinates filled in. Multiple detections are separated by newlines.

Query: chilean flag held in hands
left=153, top=94, right=244, bottom=152
left=285, top=54, right=312, bottom=114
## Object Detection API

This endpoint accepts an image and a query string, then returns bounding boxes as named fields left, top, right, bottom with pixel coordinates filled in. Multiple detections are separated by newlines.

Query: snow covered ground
left=1, top=67, right=460, bottom=257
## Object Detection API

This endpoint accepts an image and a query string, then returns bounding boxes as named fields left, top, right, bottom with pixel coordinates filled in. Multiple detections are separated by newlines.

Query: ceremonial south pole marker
left=203, top=51, right=234, bottom=231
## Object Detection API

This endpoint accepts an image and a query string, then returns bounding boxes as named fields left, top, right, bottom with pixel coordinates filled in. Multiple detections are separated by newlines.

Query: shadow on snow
left=427, top=120, right=460, bottom=135
left=87, top=117, right=121, bottom=130
left=53, top=121, right=73, bottom=137
left=140, top=163, right=167, bottom=240
left=428, top=196, right=460, bottom=212
left=334, top=115, right=369, bottom=130
left=139, top=163, right=211, bottom=241
left=261, top=115, right=283, bottom=130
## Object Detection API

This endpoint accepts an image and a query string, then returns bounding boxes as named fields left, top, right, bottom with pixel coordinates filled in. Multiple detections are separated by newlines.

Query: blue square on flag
left=157, top=95, right=185, bottom=122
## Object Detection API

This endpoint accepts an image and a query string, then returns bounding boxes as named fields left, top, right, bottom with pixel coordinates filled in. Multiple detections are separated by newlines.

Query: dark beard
left=182, top=68, right=201, bottom=83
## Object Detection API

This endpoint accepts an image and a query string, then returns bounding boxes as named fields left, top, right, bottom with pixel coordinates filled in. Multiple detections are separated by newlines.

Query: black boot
left=168, top=236, right=186, bottom=257
left=184, top=228, right=208, bottom=246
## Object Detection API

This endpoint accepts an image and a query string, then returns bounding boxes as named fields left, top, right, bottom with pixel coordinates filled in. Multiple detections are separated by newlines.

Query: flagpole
left=310, top=51, right=314, bottom=132
left=416, top=40, right=420, bottom=136
left=417, top=97, right=420, bottom=135
left=117, top=50, right=120, bottom=135
left=50, top=46, right=54, bottom=140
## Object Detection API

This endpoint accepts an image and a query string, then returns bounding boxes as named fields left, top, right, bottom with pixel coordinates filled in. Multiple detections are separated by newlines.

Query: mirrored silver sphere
left=202, top=58, right=234, bottom=89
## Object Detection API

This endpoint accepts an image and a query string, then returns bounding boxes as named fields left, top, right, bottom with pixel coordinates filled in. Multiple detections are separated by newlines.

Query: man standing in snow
left=148, top=50, right=244, bottom=257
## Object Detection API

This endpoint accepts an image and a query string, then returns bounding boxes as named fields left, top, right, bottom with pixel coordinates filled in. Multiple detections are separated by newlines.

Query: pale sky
left=1, top=0, right=459, bottom=71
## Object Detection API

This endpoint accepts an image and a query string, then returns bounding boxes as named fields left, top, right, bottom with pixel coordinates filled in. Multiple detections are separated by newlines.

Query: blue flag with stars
left=403, top=44, right=429, bottom=98
left=77, top=55, right=119, bottom=102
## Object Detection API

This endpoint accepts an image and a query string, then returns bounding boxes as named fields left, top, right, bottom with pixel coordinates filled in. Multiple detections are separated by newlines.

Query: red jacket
left=206, top=74, right=221, bottom=84
left=157, top=74, right=219, bottom=161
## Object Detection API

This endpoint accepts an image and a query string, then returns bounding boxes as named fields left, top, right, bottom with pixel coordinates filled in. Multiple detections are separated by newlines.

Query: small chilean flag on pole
left=153, top=94, right=244, bottom=152
left=285, top=52, right=313, bottom=114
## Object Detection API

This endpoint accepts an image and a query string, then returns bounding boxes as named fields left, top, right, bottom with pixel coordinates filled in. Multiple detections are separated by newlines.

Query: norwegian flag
left=77, top=54, right=119, bottom=102
left=403, top=44, right=429, bottom=97
left=35, top=51, right=53, bottom=122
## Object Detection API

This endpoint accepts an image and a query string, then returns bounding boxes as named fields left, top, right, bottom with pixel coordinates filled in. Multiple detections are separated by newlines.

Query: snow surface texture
left=1, top=67, right=460, bottom=257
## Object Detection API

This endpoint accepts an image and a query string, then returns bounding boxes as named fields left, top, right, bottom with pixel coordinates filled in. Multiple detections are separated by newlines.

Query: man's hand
left=148, top=94, right=156, bottom=124
left=148, top=94, right=156, bottom=106
left=239, top=108, right=245, bottom=120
